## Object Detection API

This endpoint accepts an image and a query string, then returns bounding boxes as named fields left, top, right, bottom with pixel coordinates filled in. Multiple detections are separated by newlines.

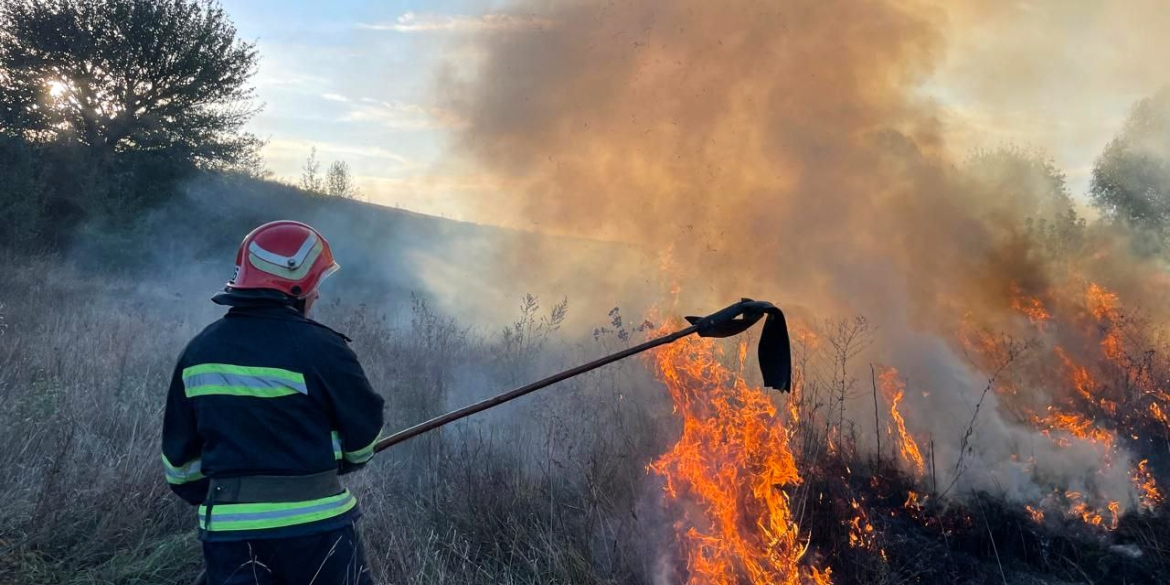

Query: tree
left=325, top=160, right=360, bottom=199
left=0, top=134, right=44, bottom=247
left=1090, top=90, right=1170, bottom=246
left=0, top=0, right=260, bottom=168
left=299, top=147, right=323, bottom=193
left=965, top=145, right=1072, bottom=218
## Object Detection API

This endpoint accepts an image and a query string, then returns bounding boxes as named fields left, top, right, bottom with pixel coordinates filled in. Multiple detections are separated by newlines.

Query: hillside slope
left=77, top=173, right=659, bottom=327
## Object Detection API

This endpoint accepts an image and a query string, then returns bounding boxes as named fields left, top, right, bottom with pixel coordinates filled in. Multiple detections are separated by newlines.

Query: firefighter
left=161, top=221, right=384, bottom=585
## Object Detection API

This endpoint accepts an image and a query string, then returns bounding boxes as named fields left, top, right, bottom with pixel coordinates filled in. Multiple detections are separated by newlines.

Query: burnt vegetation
left=787, top=316, right=1170, bottom=584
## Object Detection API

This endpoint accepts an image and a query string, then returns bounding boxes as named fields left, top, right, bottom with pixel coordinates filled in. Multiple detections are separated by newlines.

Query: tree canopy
left=0, top=0, right=260, bottom=168
left=1090, top=89, right=1170, bottom=242
left=325, top=160, right=360, bottom=199
left=966, top=145, right=1072, bottom=220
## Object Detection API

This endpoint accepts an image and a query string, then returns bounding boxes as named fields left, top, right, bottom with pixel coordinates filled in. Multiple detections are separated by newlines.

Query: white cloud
left=360, top=11, right=553, bottom=33
left=263, top=138, right=417, bottom=170
left=341, top=98, right=467, bottom=131
left=255, top=71, right=330, bottom=89
left=297, top=92, right=464, bottom=131
left=360, top=173, right=502, bottom=194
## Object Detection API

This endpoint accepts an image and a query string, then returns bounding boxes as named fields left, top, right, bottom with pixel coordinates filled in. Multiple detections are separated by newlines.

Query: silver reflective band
left=343, top=433, right=380, bottom=464
left=198, top=491, right=358, bottom=531
left=182, top=364, right=307, bottom=399
left=163, top=454, right=204, bottom=485
left=248, top=232, right=318, bottom=268
left=210, top=492, right=355, bottom=523
left=184, top=372, right=307, bottom=395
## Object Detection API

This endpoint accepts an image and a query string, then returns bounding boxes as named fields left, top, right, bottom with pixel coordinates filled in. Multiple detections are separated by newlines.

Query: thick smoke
left=438, top=0, right=1170, bottom=509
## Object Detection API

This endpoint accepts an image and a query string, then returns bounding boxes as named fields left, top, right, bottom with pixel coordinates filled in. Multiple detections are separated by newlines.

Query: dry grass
left=4, top=253, right=1169, bottom=585
left=0, top=254, right=676, bottom=585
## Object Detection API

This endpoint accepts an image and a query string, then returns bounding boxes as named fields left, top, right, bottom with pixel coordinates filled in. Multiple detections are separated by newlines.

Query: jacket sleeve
left=317, top=336, right=385, bottom=475
left=161, top=358, right=208, bottom=505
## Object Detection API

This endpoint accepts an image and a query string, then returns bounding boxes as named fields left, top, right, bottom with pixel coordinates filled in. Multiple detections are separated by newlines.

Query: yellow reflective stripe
left=331, top=431, right=343, bottom=461
left=343, top=433, right=380, bottom=464
left=161, top=453, right=204, bottom=485
left=198, top=491, right=356, bottom=531
left=186, top=385, right=301, bottom=398
left=182, top=364, right=307, bottom=398
left=182, top=364, right=304, bottom=384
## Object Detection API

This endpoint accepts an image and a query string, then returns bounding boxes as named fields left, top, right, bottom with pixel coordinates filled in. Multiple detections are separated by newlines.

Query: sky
left=219, top=0, right=503, bottom=219
left=220, top=0, right=1169, bottom=223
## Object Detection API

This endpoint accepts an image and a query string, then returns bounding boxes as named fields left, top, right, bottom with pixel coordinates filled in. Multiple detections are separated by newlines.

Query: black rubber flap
left=685, top=299, right=792, bottom=392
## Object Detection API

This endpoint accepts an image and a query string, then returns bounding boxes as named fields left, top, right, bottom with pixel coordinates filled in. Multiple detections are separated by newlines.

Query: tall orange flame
left=877, top=367, right=926, bottom=477
left=649, top=324, right=830, bottom=584
left=1054, top=346, right=1097, bottom=406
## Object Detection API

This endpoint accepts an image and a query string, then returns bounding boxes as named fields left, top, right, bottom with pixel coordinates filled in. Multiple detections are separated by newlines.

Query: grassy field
left=4, top=249, right=1170, bottom=585
left=0, top=254, right=676, bottom=584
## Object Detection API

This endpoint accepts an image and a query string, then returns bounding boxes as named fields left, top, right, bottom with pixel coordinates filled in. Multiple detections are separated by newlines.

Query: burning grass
left=648, top=328, right=829, bottom=584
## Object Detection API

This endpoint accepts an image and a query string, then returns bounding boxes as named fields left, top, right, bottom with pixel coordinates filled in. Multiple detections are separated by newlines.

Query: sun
left=46, top=79, right=68, bottom=98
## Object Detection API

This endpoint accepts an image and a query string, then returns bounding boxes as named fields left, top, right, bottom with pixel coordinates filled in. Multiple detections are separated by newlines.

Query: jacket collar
left=211, top=288, right=350, bottom=341
left=213, top=288, right=301, bottom=313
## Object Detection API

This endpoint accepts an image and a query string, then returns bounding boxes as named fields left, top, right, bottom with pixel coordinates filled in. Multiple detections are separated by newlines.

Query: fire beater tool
left=372, top=298, right=792, bottom=454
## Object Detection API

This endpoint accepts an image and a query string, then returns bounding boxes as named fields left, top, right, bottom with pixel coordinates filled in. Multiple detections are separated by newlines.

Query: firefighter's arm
left=319, top=338, right=385, bottom=475
left=161, top=361, right=208, bottom=505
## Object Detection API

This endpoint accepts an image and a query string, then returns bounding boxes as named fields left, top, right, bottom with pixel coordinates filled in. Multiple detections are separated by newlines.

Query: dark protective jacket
left=161, top=292, right=385, bottom=541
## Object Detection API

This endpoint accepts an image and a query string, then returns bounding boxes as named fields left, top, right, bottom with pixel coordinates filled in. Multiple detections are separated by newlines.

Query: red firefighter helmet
left=228, top=221, right=340, bottom=298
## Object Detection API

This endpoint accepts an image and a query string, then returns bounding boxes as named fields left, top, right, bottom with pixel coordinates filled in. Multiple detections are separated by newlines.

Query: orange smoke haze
left=438, top=0, right=1170, bottom=566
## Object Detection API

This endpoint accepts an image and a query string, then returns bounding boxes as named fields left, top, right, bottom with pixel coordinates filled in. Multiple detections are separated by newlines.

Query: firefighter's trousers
left=201, top=524, right=374, bottom=585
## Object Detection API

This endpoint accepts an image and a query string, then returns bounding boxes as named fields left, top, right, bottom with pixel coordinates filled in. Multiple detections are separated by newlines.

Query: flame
left=877, top=367, right=926, bottom=477
left=1035, top=409, right=1116, bottom=452
left=1054, top=346, right=1097, bottom=406
left=1086, top=283, right=1132, bottom=391
left=848, top=499, right=877, bottom=550
left=956, top=314, right=1001, bottom=372
left=807, top=568, right=833, bottom=585
left=649, top=323, right=829, bottom=584
left=1010, top=282, right=1050, bottom=328
left=1025, top=505, right=1044, bottom=524
left=1086, top=283, right=1120, bottom=321
left=644, top=280, right=1158, bottom=572
left=944, top=277, right=1163, bottom=532
left=1141, top=402, right=1170, bottom=439
left=786, top=323, right=820, bottom=427
left=1132, top=459, right=1162, bottom=512
left=903, top=491, right=921, bottom=511
left=1151, top=402, right=1169, bottom=427
left=847, top=498, right=888, bottom=563
left=1064, top=491, right=1121, bottom=530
